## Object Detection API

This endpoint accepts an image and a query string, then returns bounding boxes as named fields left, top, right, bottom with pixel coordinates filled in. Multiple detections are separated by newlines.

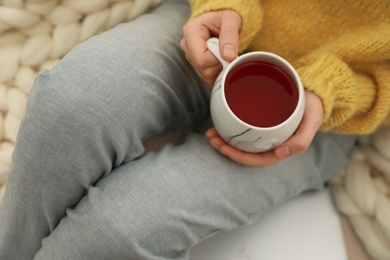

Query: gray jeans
left=0, top=0, right=357, bottom=259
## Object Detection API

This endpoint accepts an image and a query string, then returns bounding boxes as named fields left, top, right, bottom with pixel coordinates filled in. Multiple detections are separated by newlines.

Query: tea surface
left=225, top=61, right=298, bottom=127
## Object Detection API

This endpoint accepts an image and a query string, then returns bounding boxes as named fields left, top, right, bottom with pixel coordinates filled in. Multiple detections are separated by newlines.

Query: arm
left=294, top=22, right=390, bottom=134
left=297, top=55, right=390, bottom=135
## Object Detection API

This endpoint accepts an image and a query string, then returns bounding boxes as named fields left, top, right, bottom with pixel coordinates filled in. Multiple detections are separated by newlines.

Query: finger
left=219, top=145, right=282, bottom=167
left=182, top=23, right=219, bottom=70
left=199, top=64, right=223, bottom=87
left=275, top=93, right=323, bottom=159
left=186, top=55, right=222, bottom=87
left=206, top=129, right=226, bottom=150
left=210, top=138, right=281, bottom=167
left=219, top=10, right=242, bottom=61
left=206, top=128, right=281, bottom=167
left=181, top=39, right=221, bottom=87
left=274, top=122, right=315, bottom=160
left=209, top=137, right=226, bottom=150
left=205, top=128, right=219, bottom=139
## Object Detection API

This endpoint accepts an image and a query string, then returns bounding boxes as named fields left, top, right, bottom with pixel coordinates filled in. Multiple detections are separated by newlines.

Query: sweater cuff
left=190, top=0, right=263, bottom=51
left=296, top=54, right=376, bottom=133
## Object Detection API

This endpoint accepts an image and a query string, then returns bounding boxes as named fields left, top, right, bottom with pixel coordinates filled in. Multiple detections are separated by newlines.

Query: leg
left=34, top=131, right=356, bottom=259
left=0, top=1, right=207, bottom=258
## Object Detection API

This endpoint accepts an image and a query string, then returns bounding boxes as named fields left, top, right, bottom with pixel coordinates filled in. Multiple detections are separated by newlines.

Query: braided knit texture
left=330, top=126, right=390, bottom=260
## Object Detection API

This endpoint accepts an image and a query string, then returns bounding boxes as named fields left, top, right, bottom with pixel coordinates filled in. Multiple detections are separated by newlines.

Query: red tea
left=225, top=61, right=298, bottom=127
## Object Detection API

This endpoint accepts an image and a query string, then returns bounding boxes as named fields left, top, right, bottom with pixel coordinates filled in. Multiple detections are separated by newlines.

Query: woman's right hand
left=180, top=10, right=242, bottom=87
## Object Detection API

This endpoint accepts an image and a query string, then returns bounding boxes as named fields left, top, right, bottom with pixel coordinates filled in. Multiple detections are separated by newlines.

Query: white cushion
left=190, top=189, right=347, bottom=260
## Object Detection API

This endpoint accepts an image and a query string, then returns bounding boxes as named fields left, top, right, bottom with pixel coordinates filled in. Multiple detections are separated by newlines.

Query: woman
left=0, top=0, right=389, bottom=259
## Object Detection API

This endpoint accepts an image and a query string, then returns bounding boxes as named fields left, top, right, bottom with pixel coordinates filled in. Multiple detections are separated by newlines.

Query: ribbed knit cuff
left=296, top=54, right=376, bottom=134
left=190, top=0, right=263, bottom=51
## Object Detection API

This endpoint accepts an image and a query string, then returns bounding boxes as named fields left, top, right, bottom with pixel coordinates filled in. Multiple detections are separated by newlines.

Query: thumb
left=219, top=10, right=241, bottom=62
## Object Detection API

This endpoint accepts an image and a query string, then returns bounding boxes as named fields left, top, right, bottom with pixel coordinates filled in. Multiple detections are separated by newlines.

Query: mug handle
left=206, top=37, right=230, bottom=70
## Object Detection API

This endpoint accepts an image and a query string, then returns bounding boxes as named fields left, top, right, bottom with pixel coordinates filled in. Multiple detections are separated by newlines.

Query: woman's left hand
left=206, top=90, right=324, bottom=167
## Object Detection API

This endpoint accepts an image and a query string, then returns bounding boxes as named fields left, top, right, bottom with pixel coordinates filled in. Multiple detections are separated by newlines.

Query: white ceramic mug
left=207, top=37, right=305, bottom=153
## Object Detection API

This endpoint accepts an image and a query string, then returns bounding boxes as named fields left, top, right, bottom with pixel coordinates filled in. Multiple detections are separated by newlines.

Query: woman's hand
left=180, top=10, right=242, bottom=87
left=206, top=90, right=324, bottom=167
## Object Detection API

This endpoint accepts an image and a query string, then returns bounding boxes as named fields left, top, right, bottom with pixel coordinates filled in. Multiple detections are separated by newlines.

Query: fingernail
left=223, top=44, right=236, bottom=60
left=276, top=146, right=291, bottom=159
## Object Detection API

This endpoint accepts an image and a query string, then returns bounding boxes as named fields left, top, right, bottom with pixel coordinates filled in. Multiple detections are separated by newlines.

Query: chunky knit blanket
left=330, top=128, right=390, bottom=260
left=0, top=1, right=389, bottom=259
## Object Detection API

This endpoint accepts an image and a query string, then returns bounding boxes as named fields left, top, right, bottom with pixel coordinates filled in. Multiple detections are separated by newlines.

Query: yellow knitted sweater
left=190, top=0, right=390, bottom=134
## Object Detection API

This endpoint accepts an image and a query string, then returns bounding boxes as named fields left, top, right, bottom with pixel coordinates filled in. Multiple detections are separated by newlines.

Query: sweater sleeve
left=189, top=0, right=263, bottom=52
left=294, top=22, right=390, bottom=135
left=296, top=55, right=390, bottom=134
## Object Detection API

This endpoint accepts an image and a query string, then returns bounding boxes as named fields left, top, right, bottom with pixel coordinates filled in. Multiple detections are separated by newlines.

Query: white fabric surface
left=190, top=189, right=347, bottom=260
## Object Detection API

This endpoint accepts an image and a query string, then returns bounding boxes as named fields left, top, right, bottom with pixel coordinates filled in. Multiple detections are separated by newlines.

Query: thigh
left=28, top=0, right=209, bottom=142
left=35, top=132, right=357, bottom=259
